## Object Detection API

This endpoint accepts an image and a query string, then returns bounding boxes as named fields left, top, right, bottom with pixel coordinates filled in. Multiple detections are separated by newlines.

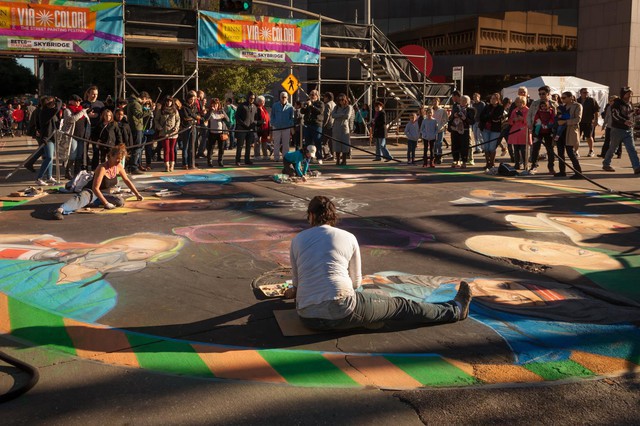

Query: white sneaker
left=46, top=177, right=58, bottom=185
left=317, top=159, right=323, bottom=165
left=35, top=178, right=49, bottom=186
left=588, top=151, right=595, bottom=157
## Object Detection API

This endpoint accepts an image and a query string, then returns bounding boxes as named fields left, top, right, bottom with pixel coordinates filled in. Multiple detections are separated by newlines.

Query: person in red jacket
left=12, top=104, right=25, bottom=136
left=530, top=100, right=556, bottom=174
left=255, top=95, right=271, bottom=160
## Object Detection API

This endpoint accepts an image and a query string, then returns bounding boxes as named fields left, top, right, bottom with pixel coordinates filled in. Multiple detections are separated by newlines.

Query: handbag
left=221, top=132, right=229, bottom=142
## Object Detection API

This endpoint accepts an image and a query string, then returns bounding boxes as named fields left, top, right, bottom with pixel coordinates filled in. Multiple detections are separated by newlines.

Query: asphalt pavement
left=1, top=135, right=638, bottom=425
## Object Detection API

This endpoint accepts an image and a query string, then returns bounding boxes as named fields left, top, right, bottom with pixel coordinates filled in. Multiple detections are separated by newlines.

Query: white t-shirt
left=290, top=225, right=362, bottom=318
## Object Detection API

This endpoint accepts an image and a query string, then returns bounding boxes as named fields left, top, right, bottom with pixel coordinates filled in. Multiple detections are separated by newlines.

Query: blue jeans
left=374, top=137, right=393, bottom=160
left=434, top=131, right=444, bottom=156
left=196, top=125, right=208, bottom=156
left=228, top=124, right=236, bottom=149
left=472, top=123, right=483, bottom=152
left=299, top=291, right=459, bottom=330
left=181, top=126, right=196, bottom=166
left=407, top=139, right=417, bottom=162
left=144, top=134, right=154, bottom=166
left=481, top=130, right=500, bottom=153
left=130, top=130, right=144, bottom=170
left=303, top=124, right=322, bottom=156
left=604, top=128, right=640, bottom=170
left=60, top=189, right=124, bottom=214
left=36, top=140, right=55, bottom=180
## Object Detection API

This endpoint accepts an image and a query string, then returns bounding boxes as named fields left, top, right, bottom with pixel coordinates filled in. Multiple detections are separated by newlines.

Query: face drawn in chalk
left=174, top=223, right=300, bottom=265
left=505, top=213, right=636, bottom=247
left=180, top=183, right=240, bottom=196
left=295, top=179, right=354, bottom=189
left=451, top=189, right=553, bottom=210
left=0, top=233, right=185, bottom=322
left=268, top=197, right=369, bottom=213
left=465, top=235, right=623, bottom=271
left=174, top=223, right=299, bottom=244
left=469, top=278, right=549, bottom=306
left=362, top=272, right=640, bottom=365
left=174, top=222, right=435, bottom=265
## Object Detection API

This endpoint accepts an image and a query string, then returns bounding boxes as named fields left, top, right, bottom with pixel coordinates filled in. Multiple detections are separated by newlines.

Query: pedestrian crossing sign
left=282, top=73, right=300, bottom=96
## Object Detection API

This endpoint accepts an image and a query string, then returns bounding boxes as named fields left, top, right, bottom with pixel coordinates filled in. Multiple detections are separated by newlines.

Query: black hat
left=69, top=94, right=82, bottom=102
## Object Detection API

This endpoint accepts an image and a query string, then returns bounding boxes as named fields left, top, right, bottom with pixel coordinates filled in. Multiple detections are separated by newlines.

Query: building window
left=480, top=28, right=506, bottom=42
left=510, top=31, right=535, bottom=45
left=480, top=47, right=507, bottom=54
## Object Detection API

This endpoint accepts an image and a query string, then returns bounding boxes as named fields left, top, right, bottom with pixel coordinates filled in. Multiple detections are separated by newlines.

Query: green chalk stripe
left=127, top=333, right=214, bottom=378
left=1, top=200, right=28, bottom=211
left=259, top=350, right=358, bottom=387
left=524, top=359, right=594, bottom=381
left=384, top=355, right=478, bottom=387
left=8, top=298, right=77, bottom=355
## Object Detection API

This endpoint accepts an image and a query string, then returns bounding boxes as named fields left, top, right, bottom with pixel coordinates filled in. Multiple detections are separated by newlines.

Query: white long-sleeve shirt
left=290, top=225, right=362, bottom=319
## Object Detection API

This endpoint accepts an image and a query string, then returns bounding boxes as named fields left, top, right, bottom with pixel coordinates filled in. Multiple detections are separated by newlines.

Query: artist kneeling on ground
left=282, top=144, right=316, bottom=181
left=52, top=144, right=144, bottom=220
left=286, top=195, right=472, bottom=330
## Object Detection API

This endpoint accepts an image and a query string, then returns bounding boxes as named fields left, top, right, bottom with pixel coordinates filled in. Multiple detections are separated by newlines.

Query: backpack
left=63, top=170, right=93, bottom=193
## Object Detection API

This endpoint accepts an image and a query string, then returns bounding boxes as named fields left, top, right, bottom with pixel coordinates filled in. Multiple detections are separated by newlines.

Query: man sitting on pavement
left=286, top=196, right=472, bottom=331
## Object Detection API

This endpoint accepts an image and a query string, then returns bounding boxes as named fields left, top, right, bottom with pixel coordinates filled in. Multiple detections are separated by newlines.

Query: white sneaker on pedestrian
left=46, top=177, right=58, bottom=185
left=588, top=150, right=595, bottom=157
left=35, top=178, right=49, bottom=186
left=317, top=159, right=323, bottom=165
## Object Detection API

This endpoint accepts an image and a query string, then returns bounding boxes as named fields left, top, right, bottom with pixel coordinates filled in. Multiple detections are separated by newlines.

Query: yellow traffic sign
left=281, top=73, right=300, bottom=96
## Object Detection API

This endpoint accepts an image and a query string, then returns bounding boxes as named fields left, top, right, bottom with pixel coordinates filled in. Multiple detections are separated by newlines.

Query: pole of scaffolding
left=365, top=0, right=372, bottom=111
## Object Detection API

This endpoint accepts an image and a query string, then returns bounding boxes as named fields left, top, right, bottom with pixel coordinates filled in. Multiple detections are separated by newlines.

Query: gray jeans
left=300, top=291, right=459, bottom=330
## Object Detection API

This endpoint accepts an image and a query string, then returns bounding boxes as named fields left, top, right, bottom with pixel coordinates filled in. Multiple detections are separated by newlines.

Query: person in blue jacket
left=282, top=144, right=316, bottom=180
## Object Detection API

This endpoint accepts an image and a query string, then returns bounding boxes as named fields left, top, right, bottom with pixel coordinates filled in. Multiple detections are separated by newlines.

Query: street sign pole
left=452, top=66, right=464, bottom=95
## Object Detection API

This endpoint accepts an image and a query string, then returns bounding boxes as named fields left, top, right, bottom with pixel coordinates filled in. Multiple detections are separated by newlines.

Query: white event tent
left=502, top=76, right=609, bottom=113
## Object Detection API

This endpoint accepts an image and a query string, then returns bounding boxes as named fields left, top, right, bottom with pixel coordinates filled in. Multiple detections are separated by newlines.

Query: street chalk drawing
left=1, top=271, right=637, bottom=389
left=174, top=222, right=435, bottom=265
left=363, top=272, right=640, bottom=367
left=465, top=236, right=623, bottom=271
left=160, top=173, right=232, bottom=185
left=505, top=213, right=637, bottom=248
left=268, top=197, right=369, bottom=213
left=0, top=233, right=184, bottom=322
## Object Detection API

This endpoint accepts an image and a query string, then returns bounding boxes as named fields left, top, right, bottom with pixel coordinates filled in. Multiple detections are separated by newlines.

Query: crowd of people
left=407, top=85, right=639, bottom=178
left=0, top=98, right=36, bottom=138
left=21, top=86, right=378, bottom=185
left=20, top=83, right=639, bottom=189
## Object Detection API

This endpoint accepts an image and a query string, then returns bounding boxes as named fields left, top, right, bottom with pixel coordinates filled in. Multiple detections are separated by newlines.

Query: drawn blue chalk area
left=160, top=174, right=232, bottom=186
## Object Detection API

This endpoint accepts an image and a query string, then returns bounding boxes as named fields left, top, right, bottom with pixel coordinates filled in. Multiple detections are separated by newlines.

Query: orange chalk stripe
left=63, top=318, right=140, bottom=367
left=571, top=350, right=640, bottom=375
left=0, top=293, right=10, bottom=333
left=324, top=353, right=423, bottom=389
left=193, top=345, right=287, bottom=383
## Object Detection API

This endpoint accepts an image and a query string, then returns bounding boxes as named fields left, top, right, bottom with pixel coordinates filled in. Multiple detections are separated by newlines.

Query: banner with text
left=198, top=11, right=320, bottom=64
left=0, top=1, right=123, bottom=55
